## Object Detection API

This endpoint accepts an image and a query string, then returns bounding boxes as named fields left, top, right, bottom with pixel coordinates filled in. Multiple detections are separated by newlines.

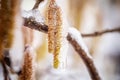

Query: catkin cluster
left=47, top=0, right=62, bottom=68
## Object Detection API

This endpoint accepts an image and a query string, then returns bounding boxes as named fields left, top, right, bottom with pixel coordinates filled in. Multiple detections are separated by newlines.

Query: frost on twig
left=67, top=28, right=101, bottom=80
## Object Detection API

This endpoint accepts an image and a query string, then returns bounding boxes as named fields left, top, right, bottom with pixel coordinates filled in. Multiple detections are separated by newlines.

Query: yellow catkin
left=54, top=6, right=62, bottom=68
left=47, top=0, right=62, bottom=68
left=0, top=0, right=20, bottom=59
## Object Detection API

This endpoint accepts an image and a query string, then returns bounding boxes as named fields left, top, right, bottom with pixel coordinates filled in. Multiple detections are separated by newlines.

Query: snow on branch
left=22, top=10, right=101, bottom=80
left=22, top=10, right=120, bottom=37
left=67, top=28, right=101, bottom=80
left=22, top=10, right=48, bottom=33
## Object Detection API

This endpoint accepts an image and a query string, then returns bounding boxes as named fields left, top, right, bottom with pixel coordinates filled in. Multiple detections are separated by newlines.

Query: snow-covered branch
left=67, top=28, right=101, bottom=80
left=22, top=10, right=48, bottom=33
left=22, top=10, right=120, bottom=37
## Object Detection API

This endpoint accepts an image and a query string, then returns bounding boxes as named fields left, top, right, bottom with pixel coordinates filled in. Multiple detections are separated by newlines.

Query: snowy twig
left=23, top=13, right=120, bottom=37
left=24, top=16, right=48, bottom=33
left=22, top=10, right=48, bottom=33
left=82, top=27, right=120, bottom=37
left=67, top=28, right=101, bottom=80
left=23, top=13, right=101, bottom=80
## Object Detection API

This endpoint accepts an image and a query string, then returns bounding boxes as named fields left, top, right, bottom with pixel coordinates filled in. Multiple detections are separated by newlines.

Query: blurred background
left=0, top=0, right=120, bottom=80
left=21, top=0, right=120, bottom=80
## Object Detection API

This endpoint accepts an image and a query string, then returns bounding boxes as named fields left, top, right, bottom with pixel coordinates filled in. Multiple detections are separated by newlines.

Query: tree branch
left=32, top=0, right=44, bottom=10
left=82, top=27, right=120, bottom=37
left=24, top=17, right=48, bottom=33
left=22, top=12, right=101, bottom=80
left=67, top=28, right=101, bottom=80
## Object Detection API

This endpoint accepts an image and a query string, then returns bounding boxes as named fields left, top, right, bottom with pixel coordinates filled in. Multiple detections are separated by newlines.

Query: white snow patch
left=22, top=9, right=45, bottom=23
left=68, top=27, right=92, bottom=59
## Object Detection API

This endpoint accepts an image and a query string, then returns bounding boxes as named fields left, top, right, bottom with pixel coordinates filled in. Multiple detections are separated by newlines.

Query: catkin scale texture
left=47, top=0, right=56, bottom=53
left=47, top=0, right=62, bottom=68
left=19, top=52, right=33, bottom=80
left=54, top=7, right=62, bottom=68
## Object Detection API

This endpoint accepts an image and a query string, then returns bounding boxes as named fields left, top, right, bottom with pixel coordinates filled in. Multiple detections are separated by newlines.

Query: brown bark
left=67, top=33, right=101, bottom=80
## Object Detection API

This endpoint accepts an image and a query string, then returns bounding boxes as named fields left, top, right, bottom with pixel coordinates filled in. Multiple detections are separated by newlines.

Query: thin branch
left=32, top=0, right=44, bottom=10
left=23, top=14, right=101, bottom=80
left=82, top=27, right=120, bottom=37
left=1, top=60, right=10, bottom=80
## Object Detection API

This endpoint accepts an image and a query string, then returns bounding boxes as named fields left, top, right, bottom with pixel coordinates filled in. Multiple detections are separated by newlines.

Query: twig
left=23, top=14, right=101, bottom=80
left=24, top=17, right=48, bottom=33
left=82, top=27, right=120, bottom=37
left=32, top=0, right=44, bottom=10
left=67, top=28, right=101, bottom=80
left=1, top=60, right=10, bottom=80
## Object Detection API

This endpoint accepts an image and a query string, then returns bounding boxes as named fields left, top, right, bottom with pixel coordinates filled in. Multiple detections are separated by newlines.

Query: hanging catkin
left=47, top=0, right=62, bottom=68
left=47, top=0, right=56, bottom=53
left=19, top=46, right=35, bottom=80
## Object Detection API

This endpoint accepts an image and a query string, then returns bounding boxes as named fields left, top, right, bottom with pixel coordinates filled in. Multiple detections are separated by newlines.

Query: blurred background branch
left=82, top=27, right=120, bottom=37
